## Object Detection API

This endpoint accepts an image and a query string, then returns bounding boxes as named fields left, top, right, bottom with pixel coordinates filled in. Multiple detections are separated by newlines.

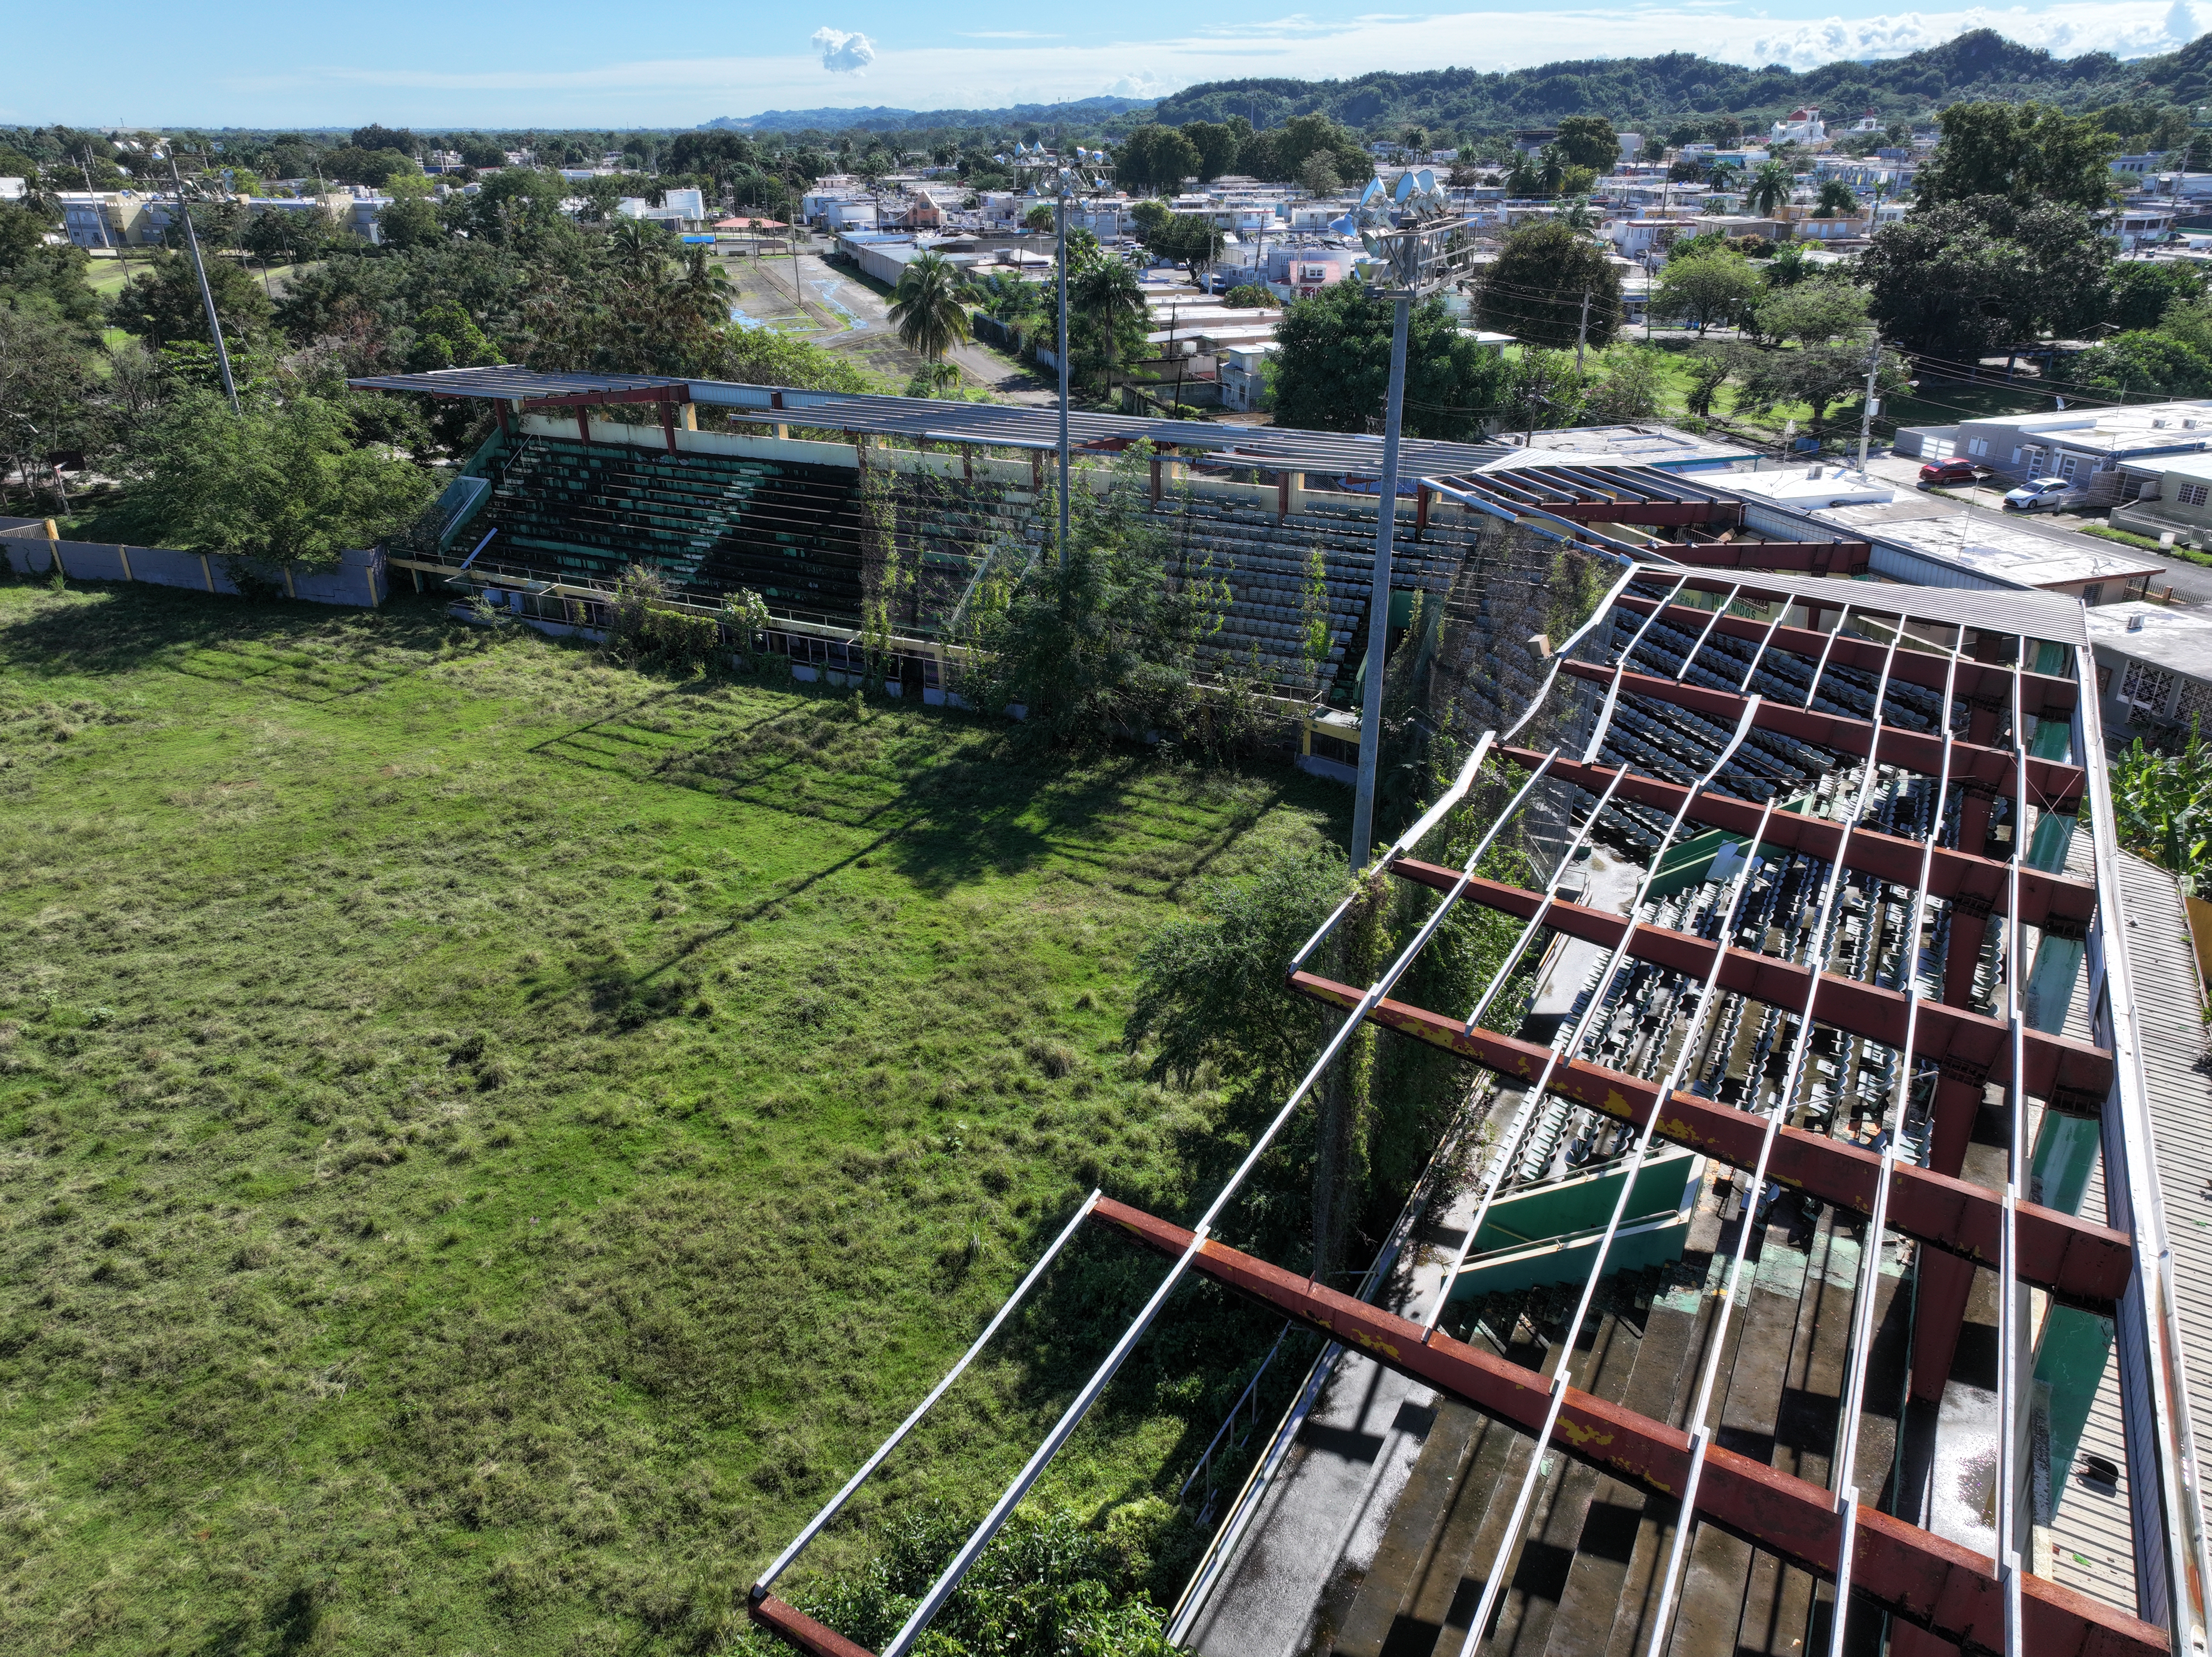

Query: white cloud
left=2170, top=0, right=2200, bottom=40
left=1743, top=6, right=2186, bottom=67
left=809, top=26, right=876, bottom=75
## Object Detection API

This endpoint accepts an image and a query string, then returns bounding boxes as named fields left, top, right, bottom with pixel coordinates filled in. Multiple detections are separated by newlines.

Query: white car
left=2002, top=476, right=2084, bottom=512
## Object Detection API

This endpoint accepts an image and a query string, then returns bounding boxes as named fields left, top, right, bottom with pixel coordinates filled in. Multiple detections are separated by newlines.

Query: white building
left=1769, top=108, right=1825, bottom=146
left=1219, top=342, right=1279, bottom=412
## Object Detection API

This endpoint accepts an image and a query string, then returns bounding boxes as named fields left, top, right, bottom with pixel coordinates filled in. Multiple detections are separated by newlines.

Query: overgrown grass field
left=0, top=579, right=1343, bottom=1654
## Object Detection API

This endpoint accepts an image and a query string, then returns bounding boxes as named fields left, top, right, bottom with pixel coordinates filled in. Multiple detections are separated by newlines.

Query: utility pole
left=1855, top=331, right=1881, bottom=477
left=1350, top=289, right=1411, bottom=869
left=1574, top=286, right=1592, bottom=371
left=165, top=152, right=240, bottom=416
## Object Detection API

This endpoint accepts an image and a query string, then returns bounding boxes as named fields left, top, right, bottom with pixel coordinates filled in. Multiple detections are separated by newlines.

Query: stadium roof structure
left=741, top=561, right=2212, bottom=1657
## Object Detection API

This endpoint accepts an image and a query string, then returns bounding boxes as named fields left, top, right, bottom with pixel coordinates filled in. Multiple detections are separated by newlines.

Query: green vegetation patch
left=0, top=581, right=1342, bottom=1653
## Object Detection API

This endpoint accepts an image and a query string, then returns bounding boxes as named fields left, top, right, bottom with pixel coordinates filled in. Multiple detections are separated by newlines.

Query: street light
left=1346, top=168, right=1468, bottom=868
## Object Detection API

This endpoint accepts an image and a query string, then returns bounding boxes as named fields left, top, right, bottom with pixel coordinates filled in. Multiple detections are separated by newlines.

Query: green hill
left=1145, top=29, right=2212, bottom=136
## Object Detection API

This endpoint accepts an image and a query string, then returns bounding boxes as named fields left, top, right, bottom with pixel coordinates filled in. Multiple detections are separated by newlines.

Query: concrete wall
left=0, top=521, right=387, bottom=606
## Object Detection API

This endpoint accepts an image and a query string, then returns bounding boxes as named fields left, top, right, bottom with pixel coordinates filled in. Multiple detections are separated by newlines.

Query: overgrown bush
left=601, top=564, right=722, bottom=670
left=744, top=1507, right=1176, bottom=1657
left=948, top=448, right=1235, bottom=753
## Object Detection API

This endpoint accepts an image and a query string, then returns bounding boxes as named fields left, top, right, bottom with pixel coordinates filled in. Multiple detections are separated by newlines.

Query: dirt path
left=718, top=243, right=1055, bottom=403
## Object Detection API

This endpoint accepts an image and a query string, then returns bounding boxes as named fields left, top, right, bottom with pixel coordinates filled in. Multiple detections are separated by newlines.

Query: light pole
left=1048, top=164, right=1096, bottom=611
left=1347, top=168, right=1466, bottom=868
left=160, top=150, right=240, bottom=416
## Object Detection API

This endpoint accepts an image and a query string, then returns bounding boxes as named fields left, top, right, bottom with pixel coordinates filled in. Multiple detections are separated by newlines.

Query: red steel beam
left=1561, top=660, right=2085, bottom=809
left=1614, top=594, right=2079, bottom=720
left=1090, top=1197, right=2165, bottom=1657
left=1386, top=857, right=2112, bottom=1107
left=1288, top=970, right=2132, bottom=1308
left=749, top=1594, right=875, bottom=1657
left=1500, top=747, right=2098, bottom=933
left=1657, top=540, right=1872, bottom=577
left=1541, top=499, right=1747, bottom=528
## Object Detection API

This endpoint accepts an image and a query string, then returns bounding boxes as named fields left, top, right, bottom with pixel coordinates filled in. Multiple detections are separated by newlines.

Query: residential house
left=2111, top=450, right=2212, bottom=544
left=2084, top=602, right=2212, bottom=741
left=1218, top=342, right=1278, bottom=412
left=1914, top=401, right=2212, bottom=499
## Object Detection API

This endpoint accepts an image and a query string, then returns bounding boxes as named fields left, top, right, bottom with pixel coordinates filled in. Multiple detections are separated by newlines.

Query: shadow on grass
left=0, top=577, right=468, bottom=684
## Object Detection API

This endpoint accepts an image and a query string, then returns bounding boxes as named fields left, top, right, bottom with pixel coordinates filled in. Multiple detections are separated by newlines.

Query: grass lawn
left=0, top=578, right=1341, bottom=1652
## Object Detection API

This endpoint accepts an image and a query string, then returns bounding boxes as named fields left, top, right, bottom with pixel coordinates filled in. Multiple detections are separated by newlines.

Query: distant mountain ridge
left=1148, top=30, right=2212, bottom=132
left=704, top=95, right=1152, bottom=135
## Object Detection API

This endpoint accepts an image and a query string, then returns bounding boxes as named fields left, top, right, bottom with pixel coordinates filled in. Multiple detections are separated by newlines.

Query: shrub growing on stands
left=602, top=565, right=722, bottom=670
left=718, top=586, right=773, bottom=669
left=947, top=448, right=1240, bottom=755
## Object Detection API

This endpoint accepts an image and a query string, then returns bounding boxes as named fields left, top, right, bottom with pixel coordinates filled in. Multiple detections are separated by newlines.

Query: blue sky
left=2, top=0, right=2200, bottom=129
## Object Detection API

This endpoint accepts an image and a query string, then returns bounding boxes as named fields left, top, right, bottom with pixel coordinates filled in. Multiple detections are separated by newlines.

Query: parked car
left=1917, top=458, right=1988, bottom=487
left=2002, top=476, right=2085, bottom=513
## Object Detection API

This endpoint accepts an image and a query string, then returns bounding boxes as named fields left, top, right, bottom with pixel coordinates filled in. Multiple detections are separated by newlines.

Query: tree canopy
left=1273, top=282, right=1506, bottom=442
left=1918, top=100, right=2120, bottom=209
left=1477, top=222, right=1622, bottom=353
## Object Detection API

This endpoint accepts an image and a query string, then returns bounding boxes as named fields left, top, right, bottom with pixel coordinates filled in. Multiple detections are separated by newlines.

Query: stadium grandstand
left=357, top=367, right=2212, bottom=1657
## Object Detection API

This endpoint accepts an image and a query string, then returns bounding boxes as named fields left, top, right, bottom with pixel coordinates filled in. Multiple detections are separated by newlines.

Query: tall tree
left=886, top=250, right=972, bottom=366
left=1071, top=257, right=1147, bottom=394
left=1273, top=282, right=1507, bottom=442
left=1654, top=246, right=1762, bottom=335
left=1920, top=101, right=2119, bottom=209
left=1553, top=115, right=1619, bottom=172
left=1744, top=159, right=1796, bottom=217
left=1114, top=126, right=1202, bottom=195
left=1478, top=221, right=1621, bottom=351
left=1181, top=121, right=1242, bottom=182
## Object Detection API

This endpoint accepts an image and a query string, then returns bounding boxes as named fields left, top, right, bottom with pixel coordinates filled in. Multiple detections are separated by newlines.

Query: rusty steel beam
left=1500, top=748, right=2098, bottom=933
left=1613, top=593, right=2079, bottom=720
left=1656, top=540, right=1873, bottom=577
left=1288, top=970, right=2132, bottom=1307
left=1387, top=856, right=2111, bottom=1107
left=1089, top=1197, right=2165, bottom=1657
left=1560, top=661, right=2086, bottom=809
left=749, top=1594, right=876, bottom=1657
left=1542, top=499, right=1747, bottom=529
left=519, top=383, right=691, bottom=412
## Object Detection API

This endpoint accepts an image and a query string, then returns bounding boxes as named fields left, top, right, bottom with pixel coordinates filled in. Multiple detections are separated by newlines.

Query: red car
left=1917, top=458, right=1988, bottom=487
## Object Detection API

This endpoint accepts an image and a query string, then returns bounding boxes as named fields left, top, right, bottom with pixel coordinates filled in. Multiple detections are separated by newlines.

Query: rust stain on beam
left=1387, top=857, right=2111, bottom=1105
left=1558, top=661, right=2085, bottom=808
left=1655, top=541, right=1872, bottom=577
left=1088, top=1198, right=2166, bottom=1657
left=749, top=1594, right=878, bottom=1657
left=1543, top=500, right=1747, bottom=528
left=1499, top=748, right=2096, bottom=932
left=1287, top=970, right=2133, bottom=1307
left=1613, top=594, right=2078, bottom=719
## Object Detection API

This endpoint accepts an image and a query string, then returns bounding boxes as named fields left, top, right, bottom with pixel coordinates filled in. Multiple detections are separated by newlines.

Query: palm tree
left=1745, top=160, right=1796, bottom=218
left=1072, top=258, right=1145, bottom=392
left=679, top=245, right=735, bottom=322
left=1706, top=160, right=1743, bottom=199
left=1560, top=194, right=1597, bottom=233
left=608, top=218, right=667, bottom=284
left=1537, top=144, right=1566, bottom=196
left=888, top=249, right=973, bottom=367
left=1815, top=178, right=1859, bottom=217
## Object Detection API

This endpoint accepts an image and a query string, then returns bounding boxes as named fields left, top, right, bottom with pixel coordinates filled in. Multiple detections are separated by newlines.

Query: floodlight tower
left=158, top=149, right=241, bottom=417
left=1347, top=168, right=1465, bottom=868
left=1048, top=164, right=1098, bottom=609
